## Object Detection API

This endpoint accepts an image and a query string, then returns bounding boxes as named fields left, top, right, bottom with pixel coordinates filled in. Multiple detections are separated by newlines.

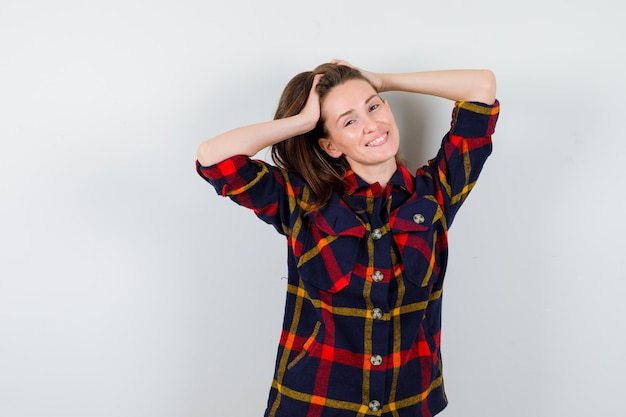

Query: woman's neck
left=351, top=159, right=398, bottom=188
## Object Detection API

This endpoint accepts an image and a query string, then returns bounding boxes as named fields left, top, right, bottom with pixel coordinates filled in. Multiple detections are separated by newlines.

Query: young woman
left=196, top=60, right=499, bottom=417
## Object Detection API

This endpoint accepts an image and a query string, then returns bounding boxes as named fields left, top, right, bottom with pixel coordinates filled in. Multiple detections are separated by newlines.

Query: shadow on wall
left=386, top=92, right=440, bottom=173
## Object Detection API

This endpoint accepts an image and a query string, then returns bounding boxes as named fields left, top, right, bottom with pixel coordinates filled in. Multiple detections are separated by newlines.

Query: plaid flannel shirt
left=197, top=100, right=500, bottom=417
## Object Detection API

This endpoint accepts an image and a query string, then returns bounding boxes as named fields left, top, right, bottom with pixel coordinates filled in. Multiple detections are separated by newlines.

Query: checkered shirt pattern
left=196, top=100, right=500, bottom=417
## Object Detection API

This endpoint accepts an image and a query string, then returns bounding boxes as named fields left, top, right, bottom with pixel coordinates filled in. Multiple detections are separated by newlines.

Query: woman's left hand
left=331, top=59, right=385, bottom=92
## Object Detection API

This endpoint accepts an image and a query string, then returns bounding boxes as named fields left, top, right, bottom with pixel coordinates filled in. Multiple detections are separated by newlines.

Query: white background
left=1, top=1, right=625, bottom=416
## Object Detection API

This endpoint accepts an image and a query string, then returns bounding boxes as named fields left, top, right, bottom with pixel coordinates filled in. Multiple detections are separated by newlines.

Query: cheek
left=382, top=107, right=397, bottom=125
left=333, top=130, right=358, bottom=148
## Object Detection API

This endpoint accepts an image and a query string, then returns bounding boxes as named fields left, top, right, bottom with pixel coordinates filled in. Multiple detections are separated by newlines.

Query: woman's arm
left=379, top=69, right=496, bottom=104
left=332, top=60, right=497, bottom=105
left=196, top=75, right=322, bottom=167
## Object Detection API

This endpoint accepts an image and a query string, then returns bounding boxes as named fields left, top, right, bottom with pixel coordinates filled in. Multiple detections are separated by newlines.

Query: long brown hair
left=271, top=63, right=376, bottom=208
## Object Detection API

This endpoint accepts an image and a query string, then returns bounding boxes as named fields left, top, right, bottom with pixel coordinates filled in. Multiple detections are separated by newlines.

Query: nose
left=363, top=114, right=377, bottom=133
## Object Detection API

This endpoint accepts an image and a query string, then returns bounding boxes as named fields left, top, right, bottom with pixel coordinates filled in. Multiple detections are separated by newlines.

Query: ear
left=318, top=137, right=343, bottom=158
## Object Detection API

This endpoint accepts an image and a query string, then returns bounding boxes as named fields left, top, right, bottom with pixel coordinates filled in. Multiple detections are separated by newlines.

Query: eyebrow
left=335, top=94, right=380, bottom=124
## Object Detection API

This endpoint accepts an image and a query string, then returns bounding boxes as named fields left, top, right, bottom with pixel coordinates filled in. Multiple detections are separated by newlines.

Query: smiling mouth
left=366, top=133, right=388, bottom=147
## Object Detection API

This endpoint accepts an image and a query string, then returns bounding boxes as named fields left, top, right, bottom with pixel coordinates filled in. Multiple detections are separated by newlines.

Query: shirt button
left=372, top=270, right=383, bottom=282
left=368, top=400, right=381, bottom=412
left=371, top=228, right=382, bottom=240
left=413, top=213, right=425, bottom=224
left=370, top=354, right=382, bottom=366
left=371, top=308, right=383, bottom=320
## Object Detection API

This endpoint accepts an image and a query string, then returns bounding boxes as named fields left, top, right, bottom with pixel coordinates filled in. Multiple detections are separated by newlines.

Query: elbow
left=196, top=141, right=213, bottom=167
left=477, top=69, right=497, bottom=105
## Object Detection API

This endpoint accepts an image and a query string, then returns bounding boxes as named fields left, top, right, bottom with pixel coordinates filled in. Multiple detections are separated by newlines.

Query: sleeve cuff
left=450, top=99, right=500, bottom=138
left=196, top=155, right=263, bottom=196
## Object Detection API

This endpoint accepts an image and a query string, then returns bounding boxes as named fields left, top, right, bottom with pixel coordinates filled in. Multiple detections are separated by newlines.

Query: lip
left=365, top=132, right=388, bottom=147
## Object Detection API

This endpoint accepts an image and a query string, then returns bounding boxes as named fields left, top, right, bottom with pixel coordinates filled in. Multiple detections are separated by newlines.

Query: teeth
left=367, top=134, right=386, bottom=146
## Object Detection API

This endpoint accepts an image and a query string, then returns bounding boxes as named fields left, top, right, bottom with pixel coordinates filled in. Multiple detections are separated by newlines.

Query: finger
left=311, top=73, right=324, bottom=88
left=331, top=59, right=351, bottom=67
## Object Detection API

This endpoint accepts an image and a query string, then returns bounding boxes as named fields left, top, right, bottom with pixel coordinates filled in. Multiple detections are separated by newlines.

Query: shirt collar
left=343, top=164, right=415, bottom=197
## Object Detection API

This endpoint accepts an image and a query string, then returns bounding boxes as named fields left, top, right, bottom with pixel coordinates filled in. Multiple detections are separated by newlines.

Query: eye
left=369, top=103, right=380, bottom=111
left=344, top=119, right=356, bottom=127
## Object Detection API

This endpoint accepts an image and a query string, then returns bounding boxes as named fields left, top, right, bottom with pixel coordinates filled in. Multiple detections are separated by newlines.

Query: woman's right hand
left=197, top=74, right=325, bottom=166
left=298, top=74, right=323, bottom=130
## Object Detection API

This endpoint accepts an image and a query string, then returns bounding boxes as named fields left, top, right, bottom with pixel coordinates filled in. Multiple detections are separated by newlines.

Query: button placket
left=367, top=213, right=388, bottom=415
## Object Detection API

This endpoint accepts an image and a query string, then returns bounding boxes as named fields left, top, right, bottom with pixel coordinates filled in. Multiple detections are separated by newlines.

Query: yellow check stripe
left=269, top=279, right=307, bottom=416
left=225, top=162, right=269, bottom=196
left=271, top=381, right=369, bottom=414
left=457, top=101, right=499, bottom=115
left=297, top=235, right=339, bottom=266
left=286, top=284, right=441, bottom=318
left=450, top=180, right=476, bottom=205
left=271, top=374, right=443, bottom=415
left=384, top=374, right=444, bottom=413
left=437, top=167, right=452, bottom=200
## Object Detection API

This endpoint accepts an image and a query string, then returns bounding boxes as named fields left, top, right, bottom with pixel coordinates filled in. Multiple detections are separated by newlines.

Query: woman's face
left=319, top=79, right=400, bottom=178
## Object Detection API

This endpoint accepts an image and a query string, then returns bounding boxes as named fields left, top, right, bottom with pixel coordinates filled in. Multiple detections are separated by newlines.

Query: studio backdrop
left=1, top=1, right=624, bottom=416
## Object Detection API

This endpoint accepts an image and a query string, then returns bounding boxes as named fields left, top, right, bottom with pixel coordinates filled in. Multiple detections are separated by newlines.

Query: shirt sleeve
left=422, top=100, right=500, bottom=227
left=196, top=155, right=296, bottom=236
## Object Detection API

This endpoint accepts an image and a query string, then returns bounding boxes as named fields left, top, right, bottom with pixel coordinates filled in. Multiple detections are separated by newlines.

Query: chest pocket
left=390, top=196, right=445, bottom=287
left=295, top=200, right=366, bottom=294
